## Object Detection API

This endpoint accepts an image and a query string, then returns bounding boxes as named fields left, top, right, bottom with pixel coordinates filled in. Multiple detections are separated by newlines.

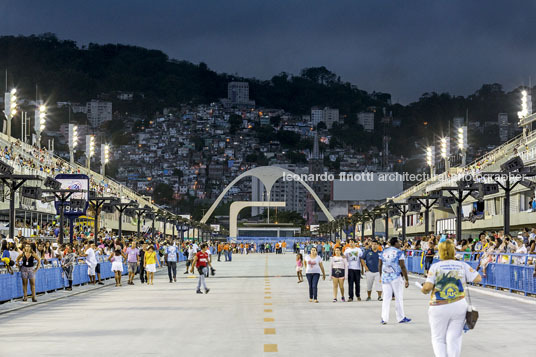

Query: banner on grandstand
left=54, top=174, right=90, bottom=218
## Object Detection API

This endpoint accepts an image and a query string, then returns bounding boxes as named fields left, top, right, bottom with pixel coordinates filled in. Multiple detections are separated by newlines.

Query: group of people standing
left=297, top=236, right=482, bottom=357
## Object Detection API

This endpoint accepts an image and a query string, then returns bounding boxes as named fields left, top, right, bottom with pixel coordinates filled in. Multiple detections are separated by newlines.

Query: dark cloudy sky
left=1, top=0, right=535, bottom=103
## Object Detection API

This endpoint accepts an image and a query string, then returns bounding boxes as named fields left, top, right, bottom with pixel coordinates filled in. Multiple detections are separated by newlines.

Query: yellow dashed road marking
left=264, top=328, right=276, bottom=335
left=264, top=317, right=274, bottom=322
left=264, top=344, right=278, bottom=352
left=264, top=309, right=272, bottom=312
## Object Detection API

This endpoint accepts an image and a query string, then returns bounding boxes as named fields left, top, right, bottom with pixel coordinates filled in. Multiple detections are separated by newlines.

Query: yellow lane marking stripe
left=264, top=328, right=276, bottom=335
left=264, top=317, right=274, bottom=322
left=264, top=344, right=278, bottom=352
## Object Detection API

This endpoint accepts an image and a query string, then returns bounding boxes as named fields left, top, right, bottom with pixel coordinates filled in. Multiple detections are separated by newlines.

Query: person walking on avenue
left=139, top=242, right=148, bottom=283
left=304, top=246, right=326, bottom=303
left=126, top=241, right=140, bottom=285
left=379, top=237, right=411, bottom=324
left=80, top=241, right=98, bottom=285
left=190, top=243, right=213, bottom=294
left=361, top=240, right=383, bottom=301
left=109, top=247, right=127, bottom=287
left=16, top=243, right=41, bottom=302
left=344, top=239, right=363, bottom=301
left=61, top=244, right=76, bottom=291
left=165, top=241, right=179, bottom=283
left=144, top=246, right=160, bottom=285
left=330, top=246, right=348, bottom=302
left=421, top=238, right=482, bottom=357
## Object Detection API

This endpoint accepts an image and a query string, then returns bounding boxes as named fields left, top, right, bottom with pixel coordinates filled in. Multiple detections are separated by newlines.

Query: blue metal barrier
left=0, top=255, right=129, bottom=302
left=404, top=249, right=536, bottom=295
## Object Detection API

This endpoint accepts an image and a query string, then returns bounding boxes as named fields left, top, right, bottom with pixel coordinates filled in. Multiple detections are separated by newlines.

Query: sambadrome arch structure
left=200, top=166, right=335, bottom=236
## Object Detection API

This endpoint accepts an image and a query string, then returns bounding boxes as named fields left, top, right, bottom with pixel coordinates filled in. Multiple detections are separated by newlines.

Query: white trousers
left=366, top=271, right=382, bottom=292
left=381, top=276, right=405, bottom=323
left=428, top=299, right=467, bottom=357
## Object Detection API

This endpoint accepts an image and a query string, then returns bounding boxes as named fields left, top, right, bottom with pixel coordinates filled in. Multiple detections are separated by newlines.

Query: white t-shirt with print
left=305, top=255, right=323, bottom=274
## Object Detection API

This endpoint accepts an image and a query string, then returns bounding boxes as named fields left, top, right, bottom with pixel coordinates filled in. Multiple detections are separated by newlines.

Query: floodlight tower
left=101, top=144, right=110, bottom=176
left=457, top=126, right=467, bottom=166
left=34, top=104, right=47, bottom=148
left=518, top=89, right=533, bottom=140
left=85, top=135, right=95, bottom=170
left=440, top=137, right=450, bottom=172
left=426, top=146, right=435, bottom=177
left=68, top=124, right=78, bottom=164
left=3, top=88, right=17, bottom=138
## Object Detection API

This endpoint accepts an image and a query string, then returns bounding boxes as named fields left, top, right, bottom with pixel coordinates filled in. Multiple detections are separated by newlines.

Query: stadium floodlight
left=440, top=136, right=450, bottom=171
left=426, top=146, right=435, bottom=176
left=101, top=143, right=110, bottom=176
left=34, top=104, right=47, bottom=148
left=517, top=89, right=532, bottom=119
left=86, top=135, right=95, bottom=169
left=4, top=88, right=18, bottom=137
left=68, top=124, right=78, bottom=164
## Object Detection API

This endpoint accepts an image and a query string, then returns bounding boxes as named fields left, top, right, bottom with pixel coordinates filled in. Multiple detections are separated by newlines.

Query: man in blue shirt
left=379, top=237, right=410, bottom=325
left=361, top=240, right=382, bottom=301
left=165, top=242, right=179, bottom=283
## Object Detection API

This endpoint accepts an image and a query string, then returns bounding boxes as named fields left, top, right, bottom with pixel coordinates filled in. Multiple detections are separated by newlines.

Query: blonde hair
left=438, top=239, right=455, bottom=260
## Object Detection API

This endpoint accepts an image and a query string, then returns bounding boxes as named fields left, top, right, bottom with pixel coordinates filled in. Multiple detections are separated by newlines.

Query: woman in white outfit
left=421, top=238, right=482, bottom=357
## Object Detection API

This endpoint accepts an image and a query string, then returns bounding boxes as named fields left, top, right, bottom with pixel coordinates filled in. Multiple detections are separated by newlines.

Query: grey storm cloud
left=1, top=0, right=536, bottom=103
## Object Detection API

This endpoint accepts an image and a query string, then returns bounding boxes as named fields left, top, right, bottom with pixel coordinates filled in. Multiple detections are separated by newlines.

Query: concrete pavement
left=1, top=253, right=535, bottom=356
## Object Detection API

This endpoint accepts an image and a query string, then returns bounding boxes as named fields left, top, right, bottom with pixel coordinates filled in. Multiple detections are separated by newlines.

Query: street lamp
left=426, top=146, right=435, bottom=177
left=101, top=144, right=110, bottom=176
left=68, top=124, right=78, bottom=164
left=86, top=135, right=95, bottom=170
left=440, top=137, right=450, bottom=172
left=3, top=88, right=17, bottom=138
left=34, top=104, right=46, bottom=148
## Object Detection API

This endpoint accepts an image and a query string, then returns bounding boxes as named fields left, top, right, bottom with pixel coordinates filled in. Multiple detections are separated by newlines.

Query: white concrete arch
left=200, top=166, right=334, bottom=224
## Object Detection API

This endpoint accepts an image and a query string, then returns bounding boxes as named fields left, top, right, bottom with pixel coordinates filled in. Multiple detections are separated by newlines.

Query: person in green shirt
left=323, top=242, right=331, bottom=261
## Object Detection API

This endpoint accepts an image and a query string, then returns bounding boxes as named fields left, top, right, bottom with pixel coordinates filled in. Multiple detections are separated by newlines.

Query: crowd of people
left=296, top=235, right=487, bottom=357
left=0, top=232, right=229, bottom=302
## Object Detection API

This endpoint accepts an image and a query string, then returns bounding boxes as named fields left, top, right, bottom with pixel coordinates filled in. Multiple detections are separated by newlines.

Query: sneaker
left=98, top=282, right=104, bottom=285
left=314, top=300, right=319, bottom=303
left=309, top=299, right=313, bottom=302
left=357, top=297, right=361, bottom=301
left=333, top=299, right=337, bottom=303
left=348, top=298, right=353, bottom=302
left=184, top=271, right=188, bottom=274
left=196, top=290, right=203, bottom=294
left=205, top=288, right=210, bottom=294
left=399, top=317, right=412, bottom=324
left=381, top=320, right=387, bottom=325
left=130, top=282, right=134, bottom=285
left=341, top=297, right=345, bottom=302
left=32, top=298, right=37, bottom=302
left=169, top=280, right=173, bottom=283
left=366, top=297, right=371, bottom=301
left=174, top=277, right=177, bottom=282
left=378, top=297, right=383, bottom=301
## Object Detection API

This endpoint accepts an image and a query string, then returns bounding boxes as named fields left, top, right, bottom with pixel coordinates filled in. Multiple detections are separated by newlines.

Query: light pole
left=426, top=146, right=435, bottom=177
left=101, top=144, right=110, bottom=176
left=34, top=104, right=46, bottom=149
left=86, top=135, right=95, bottom=170
left=457, top=126, right=467, bottom=166
left=68, top=124, right=78, bottom=165
left=3, top=88, right=17, bottom=138
left=440, top=137, right=450, bottom=172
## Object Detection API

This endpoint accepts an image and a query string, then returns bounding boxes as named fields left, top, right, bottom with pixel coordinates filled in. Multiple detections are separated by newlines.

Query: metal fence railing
left=404, top=249, right=536, bottom=296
